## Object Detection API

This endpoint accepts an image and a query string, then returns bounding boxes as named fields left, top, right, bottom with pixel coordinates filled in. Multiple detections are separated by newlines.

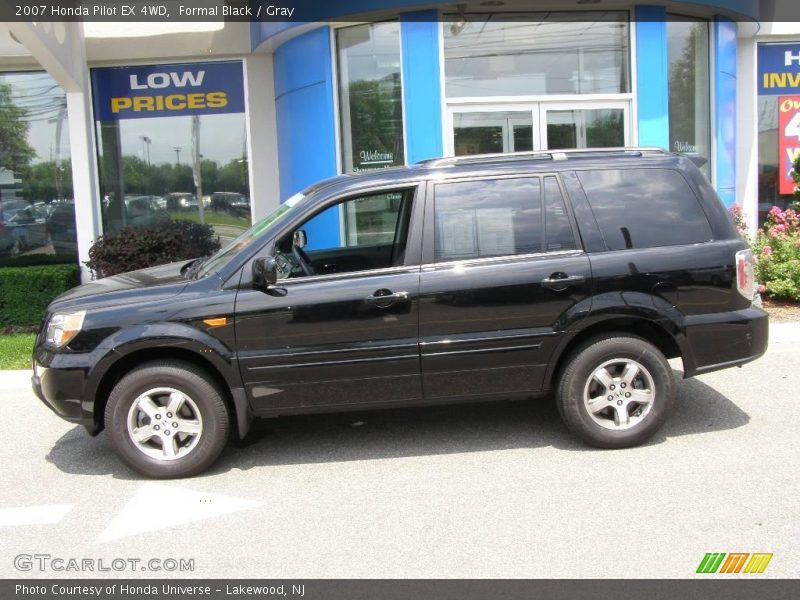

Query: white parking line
left=0, top=504, right=72, bottom=527
left=95, top=483, right=261, bottom=543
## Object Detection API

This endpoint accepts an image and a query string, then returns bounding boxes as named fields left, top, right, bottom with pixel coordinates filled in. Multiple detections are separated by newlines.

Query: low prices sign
left=91, top=61, right=244, bottom=121
left=779, top=96, right=800, bottom=195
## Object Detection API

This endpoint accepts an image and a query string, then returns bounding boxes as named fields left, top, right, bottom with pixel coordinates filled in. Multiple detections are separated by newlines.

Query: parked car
left=210, top=192, right=250, bottom=218
left=124, top=196, right=171, bottom=227
left=3, top=203, right=48, bottom=252
left=164, top=192, right=198, bottom=212
left=32, top=148, right=768, bottom=478
left=46, top=200, right=78, bottom=257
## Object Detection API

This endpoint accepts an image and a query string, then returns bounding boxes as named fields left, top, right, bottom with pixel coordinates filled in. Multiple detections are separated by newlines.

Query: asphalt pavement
left=1, top=323, right=798, bottom=579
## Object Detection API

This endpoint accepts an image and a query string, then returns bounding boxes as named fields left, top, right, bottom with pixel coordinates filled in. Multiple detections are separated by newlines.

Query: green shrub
left=753, top=206, right=800, bottom=302
left=0, top=254, right=76, bottom=268
left=86, top=220, right=220, bottom=278
left=0, top=264, right=80, bottom=327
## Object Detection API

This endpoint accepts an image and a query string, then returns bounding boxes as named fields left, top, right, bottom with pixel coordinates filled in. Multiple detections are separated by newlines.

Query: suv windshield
left=196, top=191, right=307, bottom=278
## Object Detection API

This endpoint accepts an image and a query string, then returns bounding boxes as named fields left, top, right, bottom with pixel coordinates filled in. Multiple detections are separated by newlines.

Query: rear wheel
left=557, top=335, right=675, bottom=448
left=105, top=361, right=230, bottom=478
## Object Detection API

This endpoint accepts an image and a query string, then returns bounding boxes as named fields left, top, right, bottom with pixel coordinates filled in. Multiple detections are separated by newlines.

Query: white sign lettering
left=129, top=71, right=206, bottom=90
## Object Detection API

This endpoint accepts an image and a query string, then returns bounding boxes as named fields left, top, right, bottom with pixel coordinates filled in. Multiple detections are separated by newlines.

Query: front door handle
left=542, top=273, right=586, bottom=290
left=365, top=289, right=409, bottom=308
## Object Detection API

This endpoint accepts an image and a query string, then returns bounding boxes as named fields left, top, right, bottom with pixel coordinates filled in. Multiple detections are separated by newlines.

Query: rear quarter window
left=577, top=168, right=712, bottom=250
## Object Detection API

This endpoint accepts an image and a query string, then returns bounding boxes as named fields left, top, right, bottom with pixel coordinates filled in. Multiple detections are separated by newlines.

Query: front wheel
left=105, top=361, right=230, bottom=478
left=557, top=335, right=675, bottom=448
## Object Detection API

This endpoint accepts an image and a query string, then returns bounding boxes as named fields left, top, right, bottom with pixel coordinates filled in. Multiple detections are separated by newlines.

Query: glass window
left=0, top=72, right=77, bottom=262
left=667, top=17, right=711, bottom=175
left=577, top=168, right=712, bottom=250
left=443, top=12, right=630, bottom=97
left=336, top=22, right=405, bottom=173
left=276, top=188, right=415, bottom=278
left=546, top=109, right=625, bottom=149
left=757, top=95, right=795, bottom=227
left=92, top=61, right=250, bottom=246
left=544, top=176, right=577, bottom=251
left=453, top=111, right=533, bottom=155
left=434, top=178, right=542, bottom=262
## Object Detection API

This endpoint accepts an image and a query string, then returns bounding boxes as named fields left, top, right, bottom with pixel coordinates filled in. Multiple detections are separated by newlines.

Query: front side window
left=577, top=168, right=712, bottom=250
left=275, top=188, right=415, bottom=279
left=336, top=22, right=405, bottom=173
left=443, top=11, right=630, bottom=97
left=434, top=177, right=542, bottom=262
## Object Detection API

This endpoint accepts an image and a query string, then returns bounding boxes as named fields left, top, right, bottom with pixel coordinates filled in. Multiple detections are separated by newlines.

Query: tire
left=556, top=335, right=675, bottom=449
left=105, top=360, right=230, bottom=478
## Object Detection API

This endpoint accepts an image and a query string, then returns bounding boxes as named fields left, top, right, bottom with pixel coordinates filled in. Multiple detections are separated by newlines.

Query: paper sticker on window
left=437, top=210, right=477, bottom=258
left=476, top=208, right=514, bottom=257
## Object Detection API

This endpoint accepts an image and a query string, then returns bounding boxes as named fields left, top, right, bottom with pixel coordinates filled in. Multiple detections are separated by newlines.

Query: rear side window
left=544, top=176, right=577, bottom=251
left=577, top=168, right=712, bottom=250
left=434, top=177, right=541, bottom=262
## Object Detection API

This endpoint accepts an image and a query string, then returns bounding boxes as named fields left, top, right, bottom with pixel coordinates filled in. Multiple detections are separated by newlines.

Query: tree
left=20, top=160, right=73, bottom=202
left=0, top=82, right=36, bottom=174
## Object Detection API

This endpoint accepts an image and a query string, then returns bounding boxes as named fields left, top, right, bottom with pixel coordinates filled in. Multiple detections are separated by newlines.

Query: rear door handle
left=541, top=274, right=586, bottom=290
left=365, top=290, right=409, bottom=308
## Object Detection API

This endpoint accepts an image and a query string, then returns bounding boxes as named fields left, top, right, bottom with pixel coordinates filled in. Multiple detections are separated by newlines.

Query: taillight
left=735, top=249, right=755, bottom=301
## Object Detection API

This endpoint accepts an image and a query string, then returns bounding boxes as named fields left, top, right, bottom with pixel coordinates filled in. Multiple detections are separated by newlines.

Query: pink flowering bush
left=753, top=205, right=800, bottom=301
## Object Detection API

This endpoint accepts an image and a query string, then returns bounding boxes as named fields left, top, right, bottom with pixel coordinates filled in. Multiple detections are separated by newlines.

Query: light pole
left=140, top=135, right=152, bottom=195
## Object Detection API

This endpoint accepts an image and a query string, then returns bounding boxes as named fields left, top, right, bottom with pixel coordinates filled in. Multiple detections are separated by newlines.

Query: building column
left=243, top=54, right=280, bottom=222
left=713, top=16, right=738, bottom=207
left=634, top=6, right=669, bottom=149
left=736, top=34, right=759, bottom=235
left=273, top=26, right=339, bottom=249
left=401, top=11, right=443, bottom=163
left=8, top=22, right=101, bottom=283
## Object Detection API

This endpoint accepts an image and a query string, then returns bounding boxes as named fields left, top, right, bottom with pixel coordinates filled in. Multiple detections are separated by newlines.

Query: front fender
left=83, top=321, right=244, bottom=419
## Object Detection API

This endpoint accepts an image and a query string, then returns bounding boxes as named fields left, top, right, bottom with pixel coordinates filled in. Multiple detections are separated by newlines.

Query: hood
left=50, top=260, right=192, bottom=311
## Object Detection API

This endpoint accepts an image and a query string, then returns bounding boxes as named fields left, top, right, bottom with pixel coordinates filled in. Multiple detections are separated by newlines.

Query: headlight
left=45, top=311, right=86, bottom=348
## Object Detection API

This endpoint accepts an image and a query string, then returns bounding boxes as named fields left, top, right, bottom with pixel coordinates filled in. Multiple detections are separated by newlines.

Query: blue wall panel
left=274, top=26, right=340, bottom=249
left=713, top=16, right=738, bottom=207
left=401, top=11, right=443, bottom=164
left=635, top=6, right=669, bottom=150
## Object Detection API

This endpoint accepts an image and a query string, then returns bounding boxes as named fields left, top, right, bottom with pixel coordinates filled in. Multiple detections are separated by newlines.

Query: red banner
left=778, top=95, right=800, bottom=195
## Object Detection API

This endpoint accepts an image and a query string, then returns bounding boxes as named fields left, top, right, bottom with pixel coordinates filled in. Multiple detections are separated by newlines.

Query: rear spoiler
left=679, top=153, right=709, bottom=169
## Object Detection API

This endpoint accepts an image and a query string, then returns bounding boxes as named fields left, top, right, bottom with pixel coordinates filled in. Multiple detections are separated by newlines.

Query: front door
left=446, top=102, right=630, bottom=156
left=234, top=186, right=423, bottom=412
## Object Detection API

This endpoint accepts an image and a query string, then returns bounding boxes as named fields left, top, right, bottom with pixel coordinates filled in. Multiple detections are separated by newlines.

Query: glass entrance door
left=447, top=102, right=630, bottom=156
left=449, top=108, right=539, bottom=156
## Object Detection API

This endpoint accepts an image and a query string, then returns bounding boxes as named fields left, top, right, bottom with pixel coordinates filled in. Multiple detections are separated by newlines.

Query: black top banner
left=1, top=0, right=800, bottom=23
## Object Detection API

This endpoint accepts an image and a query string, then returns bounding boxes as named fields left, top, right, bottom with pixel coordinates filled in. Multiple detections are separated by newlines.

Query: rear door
left=419, top=174, right=591, bottom=400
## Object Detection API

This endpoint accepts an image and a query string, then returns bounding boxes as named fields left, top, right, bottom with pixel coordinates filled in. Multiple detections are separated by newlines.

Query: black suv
left=32, top=148, right=768, bottom=478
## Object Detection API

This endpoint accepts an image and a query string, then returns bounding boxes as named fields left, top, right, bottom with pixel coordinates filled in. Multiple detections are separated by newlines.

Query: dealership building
left=0, top=0, right=799, bottom=280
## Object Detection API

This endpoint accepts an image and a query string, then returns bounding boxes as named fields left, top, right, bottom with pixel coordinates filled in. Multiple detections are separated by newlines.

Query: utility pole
left=192, top=116, right=205, bottom=224
left=174, top=146, right=182, bottom=165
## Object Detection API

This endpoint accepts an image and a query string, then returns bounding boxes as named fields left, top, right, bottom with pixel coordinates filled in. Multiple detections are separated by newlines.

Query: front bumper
left=31, top=357, right=101, bottom=435
left=682, top=306, right=769, bottom=378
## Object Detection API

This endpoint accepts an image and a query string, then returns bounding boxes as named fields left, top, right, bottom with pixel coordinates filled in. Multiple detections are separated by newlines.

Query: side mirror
left=252, top=256, right=278, bottom=289
left=293, top=229, right=307, bottom=249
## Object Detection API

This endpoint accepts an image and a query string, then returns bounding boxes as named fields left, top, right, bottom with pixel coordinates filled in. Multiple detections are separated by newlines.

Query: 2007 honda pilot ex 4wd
left=32, top=148, right=768, bottom=478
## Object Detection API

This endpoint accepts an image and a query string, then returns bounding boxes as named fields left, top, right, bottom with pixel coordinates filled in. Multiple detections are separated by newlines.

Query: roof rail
left=417, top=147, right=669, bottom=168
